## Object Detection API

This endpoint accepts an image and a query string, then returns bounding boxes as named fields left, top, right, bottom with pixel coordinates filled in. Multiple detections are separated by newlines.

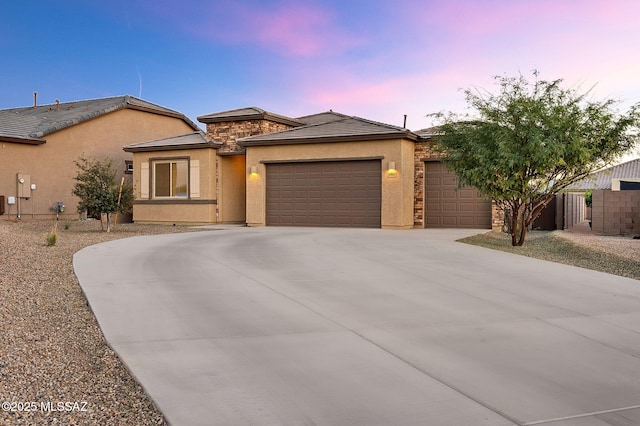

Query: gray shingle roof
left=197, top=106, right=304, bottom=127
left=123, top=132, right=221, bottom=152
left=567, top=158, right=640, bottom=190
left=296, top=111, right=349, bottom=125
left=238, top=114, right=418, bottom=146
left=0, top=95, right=199, bottom=144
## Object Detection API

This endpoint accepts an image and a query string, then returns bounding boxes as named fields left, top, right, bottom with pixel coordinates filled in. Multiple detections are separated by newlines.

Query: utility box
left=17, top=173, right=31, bottom=198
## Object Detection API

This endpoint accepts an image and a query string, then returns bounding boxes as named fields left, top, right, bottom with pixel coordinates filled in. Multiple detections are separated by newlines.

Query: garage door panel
left=442, top=190, right=458, bottom=199
left=440, top=202, right=456, bottom=211
left=459, top=203, right=476, bottom=212
left=266, top=160, right=381, bottom=228
left=459, top=217, right=476, bottom=226
left=458, top=189, right=475, bottom=198
left=424, top=162, right=491, bottom=229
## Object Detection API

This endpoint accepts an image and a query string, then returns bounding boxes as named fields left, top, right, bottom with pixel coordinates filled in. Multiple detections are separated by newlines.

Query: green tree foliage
left=431, top=71, right=639, bottom=246
left=584, top=189, right=593, bottom=208
left=71, top=156, right=133, bottom=232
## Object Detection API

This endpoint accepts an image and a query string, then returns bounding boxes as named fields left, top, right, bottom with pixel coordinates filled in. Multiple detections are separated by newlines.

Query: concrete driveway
left=74, top=227, right=640, bottom=426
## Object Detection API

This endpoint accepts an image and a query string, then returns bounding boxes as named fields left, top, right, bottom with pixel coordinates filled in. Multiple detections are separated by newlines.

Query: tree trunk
left=105, top=213, right=111, bottom=232
left=517, top=225, right=527, bottom=246
left=510, top=205, right=520, bottom=246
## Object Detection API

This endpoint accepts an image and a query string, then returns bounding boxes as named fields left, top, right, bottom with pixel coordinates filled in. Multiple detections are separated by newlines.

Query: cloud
left=148, top=0, right=363, bottom=57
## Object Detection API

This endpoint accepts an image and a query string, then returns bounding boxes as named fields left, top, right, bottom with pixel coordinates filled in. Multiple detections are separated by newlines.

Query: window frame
left=151, top=157, right=190, bottom=200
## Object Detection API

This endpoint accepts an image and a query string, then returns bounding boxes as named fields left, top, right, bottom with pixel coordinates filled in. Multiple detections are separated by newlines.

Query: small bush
left=63, top=221, right=71, bottom=230
left=46, top=224, right=58, bottom=246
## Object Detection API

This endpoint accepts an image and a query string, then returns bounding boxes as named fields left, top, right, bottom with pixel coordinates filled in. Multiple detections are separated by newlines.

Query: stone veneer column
left=205, top=120, right=294, bottom=154
left=413, top=140, right=439, bottom=227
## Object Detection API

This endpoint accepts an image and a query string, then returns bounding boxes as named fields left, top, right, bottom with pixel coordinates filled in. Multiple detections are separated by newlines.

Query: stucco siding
left=1, top=108, right=194, bottom=220
left=245, top=139, right=415, bottom=229
left=219, top=155, right=246, bottom=223
left=131, top=147, right=218, bottom=224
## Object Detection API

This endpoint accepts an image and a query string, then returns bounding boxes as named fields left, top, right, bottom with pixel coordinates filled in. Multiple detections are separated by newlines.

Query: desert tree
left=430, top=71, right=639, bottom=246
left=71, top=156, right=133, bottom=232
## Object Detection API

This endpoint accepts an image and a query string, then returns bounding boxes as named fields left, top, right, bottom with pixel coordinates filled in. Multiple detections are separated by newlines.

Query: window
left=153, top=159, right=188, bottom=198
left=125, top=160, right=133, bottom=174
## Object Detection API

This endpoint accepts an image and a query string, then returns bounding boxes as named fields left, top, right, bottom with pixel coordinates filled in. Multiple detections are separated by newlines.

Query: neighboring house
left=125, top=106, right=496, bottom=230
left=567, top=158, right=640, bottom=191
left=0, top=95, right=200, bottom=220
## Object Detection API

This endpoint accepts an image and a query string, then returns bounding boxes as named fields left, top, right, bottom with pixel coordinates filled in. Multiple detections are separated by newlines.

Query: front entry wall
left=245, top=139, right=415, bottom=229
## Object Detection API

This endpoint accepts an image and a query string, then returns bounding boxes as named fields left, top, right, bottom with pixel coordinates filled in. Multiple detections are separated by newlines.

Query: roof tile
left=0, top=95, right=199, bottom=143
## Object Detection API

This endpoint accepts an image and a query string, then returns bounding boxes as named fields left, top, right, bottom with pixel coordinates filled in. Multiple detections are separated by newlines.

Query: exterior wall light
left=249, top=166, right=258, bottom=176
left=387, top=161, right=397, bottom=178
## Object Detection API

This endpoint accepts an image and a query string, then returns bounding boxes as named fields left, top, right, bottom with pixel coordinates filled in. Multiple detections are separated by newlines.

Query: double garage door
left=424, top=161, right=491, bottom=228
left=266, top=160, right=381, bottom=228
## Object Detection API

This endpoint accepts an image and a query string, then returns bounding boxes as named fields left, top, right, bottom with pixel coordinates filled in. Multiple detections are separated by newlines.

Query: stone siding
left=205, top=120, right=294, bottom=153
left=413, top=140, right=439, bottom=227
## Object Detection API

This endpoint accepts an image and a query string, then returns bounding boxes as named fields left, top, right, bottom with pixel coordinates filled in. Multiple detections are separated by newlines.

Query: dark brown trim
left=217, top=151, right=246, bottom=156
left=134, top=199, right=217, bottom=205
left=261, top=156, right=384, bottom=164
left=0, top=136, right=46, bottom=145
left=422, top=158, right=443, bottom=162
left=124, top=142, right=220, bottom=153
left=239, top=132, right=417, bottom=146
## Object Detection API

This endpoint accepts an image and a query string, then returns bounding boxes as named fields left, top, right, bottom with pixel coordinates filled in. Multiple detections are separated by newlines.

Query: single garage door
left=424, top=161, right=491, bottom=228
left=266, top=160, right=381, bottom=228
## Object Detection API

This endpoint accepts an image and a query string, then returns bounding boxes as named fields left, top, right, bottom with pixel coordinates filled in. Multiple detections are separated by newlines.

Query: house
left=125, top=106, right=496, bottom=229
left=567, top=158, right=640, bottom=191
left=0, top=95, right=200, bottom=220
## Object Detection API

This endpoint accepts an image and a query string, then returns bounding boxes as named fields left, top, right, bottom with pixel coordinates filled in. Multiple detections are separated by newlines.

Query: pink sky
left=3, top=0, right=640, bottom=163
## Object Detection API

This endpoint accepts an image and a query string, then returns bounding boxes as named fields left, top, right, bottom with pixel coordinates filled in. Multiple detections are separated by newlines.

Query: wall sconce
left=387, top=161, right=397, bottom=178
left=249, top=166, right=258, bottom=175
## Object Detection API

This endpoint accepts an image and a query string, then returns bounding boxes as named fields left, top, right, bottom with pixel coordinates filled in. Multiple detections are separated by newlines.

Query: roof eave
left=197, top=112, right=304, bottom=127
left=123, top=142, right=222, bottom=153
left=0, top=135, right=46, bottom=145
left=125, top=103, right=201, bottom=131
left=238, top=131, right=417, bottom=147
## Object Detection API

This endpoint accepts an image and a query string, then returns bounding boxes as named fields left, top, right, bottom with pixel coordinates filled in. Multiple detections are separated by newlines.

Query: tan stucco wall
left=245, top=139, right=415, bottom=229
left=218, top=155, right=246, bottom=223
left=131, top=147, right=218, bottom=224
left=1, top=108, right=195, bottom=220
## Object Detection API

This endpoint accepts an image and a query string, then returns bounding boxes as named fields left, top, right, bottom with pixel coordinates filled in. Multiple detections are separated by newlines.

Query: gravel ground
left=460, top=224, right=640, bottom=280
left=554, top=222, right=640, bottom=263
left=0, top=219, right=199, bottom=426
left=1, top=219, right=637, bottom=425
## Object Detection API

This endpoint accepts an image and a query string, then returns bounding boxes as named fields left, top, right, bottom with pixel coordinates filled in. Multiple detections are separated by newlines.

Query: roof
left=123, top=132, right=221, bottom=153
left=197, top=106, right=304, bottom=127
left=0, top=95, right=200, bottom=144
left=567, top=158, right=640, bottom=190
left=238, top=113, right=419, bottom=146
left=296, top=111, right=349, bottom=125
left=414, top=126, right=443, bottom=139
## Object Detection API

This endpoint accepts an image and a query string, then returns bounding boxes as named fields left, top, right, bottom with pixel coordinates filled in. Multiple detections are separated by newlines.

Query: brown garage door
left=424, top=161, right=491, bottom=228
left=266, top=160, right=381, bottom=228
